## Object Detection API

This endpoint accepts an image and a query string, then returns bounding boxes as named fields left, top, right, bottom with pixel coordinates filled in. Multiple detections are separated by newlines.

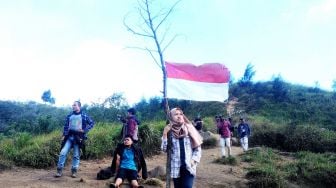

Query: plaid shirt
left=161, top=135, right=202, bottom=178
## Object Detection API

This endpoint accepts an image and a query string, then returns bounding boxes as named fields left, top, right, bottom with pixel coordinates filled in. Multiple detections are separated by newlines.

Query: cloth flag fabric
left=166, top=61, right=230, bottom=102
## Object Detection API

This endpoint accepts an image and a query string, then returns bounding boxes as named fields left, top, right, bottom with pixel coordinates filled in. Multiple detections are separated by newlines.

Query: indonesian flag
left=166, top=61, right=230, bottom=102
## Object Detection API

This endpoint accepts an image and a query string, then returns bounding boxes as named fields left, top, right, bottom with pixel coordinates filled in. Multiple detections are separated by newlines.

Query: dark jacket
left=112, top=143, right=148, bottom=179
left=121, top=115, right=139, bottom=141
left=63, top=111, right=95, bottom=140
left=238, top=123, right=251, bottom=138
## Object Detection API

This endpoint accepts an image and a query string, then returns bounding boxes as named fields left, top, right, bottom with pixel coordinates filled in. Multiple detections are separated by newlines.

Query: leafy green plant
left=139, top=123, right=162, bottom=157
left=201, top=136, right=217, bottom=149
left=85, top=123, right=120, bottom=159
left=213, top=156, right=238, bottom=166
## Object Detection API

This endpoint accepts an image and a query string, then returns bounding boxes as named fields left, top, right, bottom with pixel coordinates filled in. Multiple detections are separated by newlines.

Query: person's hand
left=162, top=125, right=171, bottom=139
left=78, top=129, right=84, bottom=133
left=61, top=136, right=65, bottom=141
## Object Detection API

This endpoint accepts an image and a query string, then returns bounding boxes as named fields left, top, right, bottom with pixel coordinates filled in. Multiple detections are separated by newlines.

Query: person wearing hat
left=110, top=134, right=147, bottom=188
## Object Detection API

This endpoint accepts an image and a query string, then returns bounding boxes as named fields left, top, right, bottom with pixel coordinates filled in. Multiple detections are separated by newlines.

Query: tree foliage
left=41, top=89, right=55, bottom=104
left=238, top=63, right=256, bottom=87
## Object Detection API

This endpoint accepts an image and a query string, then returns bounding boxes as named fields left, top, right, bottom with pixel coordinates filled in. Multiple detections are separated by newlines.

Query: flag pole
left=163, top=61, right=171, bottom=188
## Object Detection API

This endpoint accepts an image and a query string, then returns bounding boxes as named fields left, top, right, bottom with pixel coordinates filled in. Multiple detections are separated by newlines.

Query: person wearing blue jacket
left=55, top=101, right=94, bottom=178
left=237, top=118, right=251, bottom=152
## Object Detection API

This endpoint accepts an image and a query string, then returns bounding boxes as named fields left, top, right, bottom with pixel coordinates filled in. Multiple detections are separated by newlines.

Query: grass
left=213, top=156, right=238, bottom=166
left=242, top=147, right=336, bottom=188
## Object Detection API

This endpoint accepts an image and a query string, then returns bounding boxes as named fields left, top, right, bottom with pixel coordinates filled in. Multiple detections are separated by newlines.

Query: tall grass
left=0, top=122, right=164, bottom=168
left=286, top=151, right=336, bottom=187
left=242, top=147, right=336, bottom=187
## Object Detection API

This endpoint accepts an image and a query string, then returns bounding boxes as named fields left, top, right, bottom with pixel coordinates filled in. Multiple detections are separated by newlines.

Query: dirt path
left=0, top=145, right=249, bottom=188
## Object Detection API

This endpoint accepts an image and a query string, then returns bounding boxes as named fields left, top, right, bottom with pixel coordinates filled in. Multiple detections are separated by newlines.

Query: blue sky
left=0, top=0, right=335, bottom=106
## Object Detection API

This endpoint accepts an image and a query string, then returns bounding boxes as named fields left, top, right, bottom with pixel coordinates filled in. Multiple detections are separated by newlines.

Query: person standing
left=218, top=117, right=232, bottom=157
left=109, top=135, right=147, bottom=188
left=55, top=101, right=94, bottom=178
left=193, top=115, right=203, bottom=131
left=238, top=118, right=251, bottom=152
left=120, top=108, right=140, bottom=143
left=161, top=108, right=203, bottom=188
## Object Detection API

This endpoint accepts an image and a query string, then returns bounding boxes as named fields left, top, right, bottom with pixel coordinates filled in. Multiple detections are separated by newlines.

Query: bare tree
left=124, top=0, right=182, bottom=187
left=124, top=0, right=181, bottom=113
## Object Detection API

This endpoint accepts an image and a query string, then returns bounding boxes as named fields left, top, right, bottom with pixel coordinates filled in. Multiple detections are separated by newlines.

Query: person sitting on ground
left=110, top=134, right=147, bottom=188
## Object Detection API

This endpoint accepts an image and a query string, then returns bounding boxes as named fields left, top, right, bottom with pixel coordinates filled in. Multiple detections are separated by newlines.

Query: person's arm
left=84, top=114, right=94, bottom=133
left=247, top=124, right=251, bottom=137
left=161, top=126, right=171, bottom=152
left=115, top=154, right=121, bottom=173
left=62, top=115, right=70, bottom=138
left=191, top=145, right=202, bottom=166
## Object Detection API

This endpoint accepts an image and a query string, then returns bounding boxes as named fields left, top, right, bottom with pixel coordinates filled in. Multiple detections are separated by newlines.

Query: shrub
left=202, top=136, right=217, bottom=149
left=288, top=151, right=336, bottom=187
left=243, top=148, right=285, bottom=187
left=283, top=125, right=336, bottom=152
left=0, top=157, right=12, bottom=171
left=139, top=123, right=162, bottom=157
left=85, top=123, right=120, bottom=159
left=213, top=156, right=238, bottom=166
left=247, top=164, right=285, bottom=188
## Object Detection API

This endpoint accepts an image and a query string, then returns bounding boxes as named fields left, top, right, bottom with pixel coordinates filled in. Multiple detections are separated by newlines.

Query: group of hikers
left=215, top=115, right=251, bottom=158
left=54, top=100, right=250, bottom=188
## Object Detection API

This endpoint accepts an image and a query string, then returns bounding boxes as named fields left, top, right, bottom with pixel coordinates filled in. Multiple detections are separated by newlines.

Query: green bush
left=213, top=156, right=238, bottom=166
left=85, top=123, right=121, bottom=159
left=0, top=132, right=61, bottom=168
left=0, top=156, right=12, bottom=171
left=288, top=151, right=336, bottom=187
left=202, top=137, right=217, bottom=149
left=243, top=148, right=285, bottom=187
left=139, top=123, right=162, bottom=157
left=247, top=164, right=285, bottom=188
left=283, top=125, right=336, bottom=152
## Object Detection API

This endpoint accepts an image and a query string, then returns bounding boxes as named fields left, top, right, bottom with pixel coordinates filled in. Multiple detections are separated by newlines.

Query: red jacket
left=218, top=120, right=231, bottom=138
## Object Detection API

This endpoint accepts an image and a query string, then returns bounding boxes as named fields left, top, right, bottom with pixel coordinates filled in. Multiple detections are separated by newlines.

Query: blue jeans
left=57, top=136, right=80, bottom=170
left=173, top=166, right=194, bottom=188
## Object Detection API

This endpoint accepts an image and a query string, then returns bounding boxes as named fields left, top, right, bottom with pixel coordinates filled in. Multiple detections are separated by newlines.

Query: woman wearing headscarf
left=161, top=108, right=203, bottom=188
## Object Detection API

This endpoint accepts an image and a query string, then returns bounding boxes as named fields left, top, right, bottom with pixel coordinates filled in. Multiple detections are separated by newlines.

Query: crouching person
left=110, top=134, right=147, bottom=188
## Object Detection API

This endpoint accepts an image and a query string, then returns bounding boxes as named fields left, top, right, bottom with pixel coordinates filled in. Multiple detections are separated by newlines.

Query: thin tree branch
left=145, top=47, right=162, bottom=69
left=162, top=34, right=179, bottom=53
left=155, top=0, right=182, bottom=32
left=123, top=16, right=153, bottom=38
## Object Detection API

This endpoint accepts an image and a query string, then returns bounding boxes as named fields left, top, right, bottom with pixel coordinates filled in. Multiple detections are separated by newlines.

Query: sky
left=0, top=0, right=335, bottom=107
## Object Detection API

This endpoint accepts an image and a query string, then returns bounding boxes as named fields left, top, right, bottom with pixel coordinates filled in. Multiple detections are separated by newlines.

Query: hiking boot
left=71, top=168, right=77, bottom=178
left=138, top=186, right=144, bottom=188
left=55, top=168, right=62, bottom=178
left=109, top=183, right=116, bottom=188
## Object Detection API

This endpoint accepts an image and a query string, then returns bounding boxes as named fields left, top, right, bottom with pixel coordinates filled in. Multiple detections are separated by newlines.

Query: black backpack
left=96, top=167, right=113, bottom=180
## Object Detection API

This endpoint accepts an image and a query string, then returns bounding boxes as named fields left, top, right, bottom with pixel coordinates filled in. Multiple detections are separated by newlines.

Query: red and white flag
left=165, top=61, right=230, bottom=102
